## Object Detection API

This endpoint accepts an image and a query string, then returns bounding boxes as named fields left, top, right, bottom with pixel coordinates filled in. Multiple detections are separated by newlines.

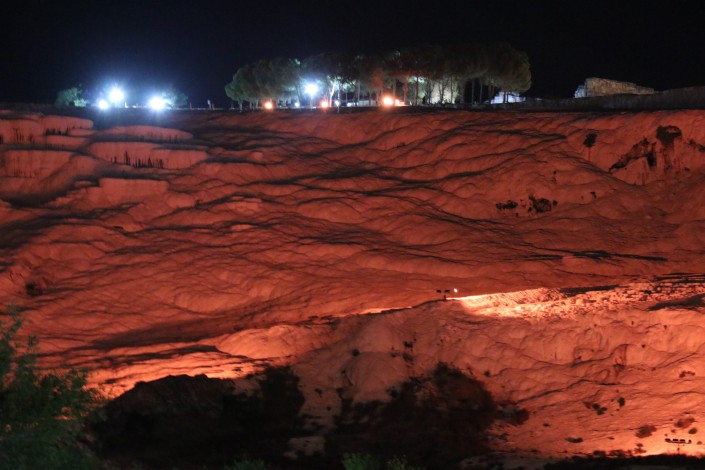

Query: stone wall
left=505, top=86, right=705, bottom=111
left=582, top=77, right=655, bottom=97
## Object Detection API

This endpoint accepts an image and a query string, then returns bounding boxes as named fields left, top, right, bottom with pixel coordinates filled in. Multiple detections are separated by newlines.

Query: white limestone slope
left=2, top=108, right=705, bottom=458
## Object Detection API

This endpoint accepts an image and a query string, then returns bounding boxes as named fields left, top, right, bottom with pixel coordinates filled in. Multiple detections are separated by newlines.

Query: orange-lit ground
left=3, top=108, right=705, bottom=460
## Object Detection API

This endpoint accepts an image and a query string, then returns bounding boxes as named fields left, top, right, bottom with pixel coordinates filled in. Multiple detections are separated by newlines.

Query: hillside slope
left=3, top=108, right=705, bottom=462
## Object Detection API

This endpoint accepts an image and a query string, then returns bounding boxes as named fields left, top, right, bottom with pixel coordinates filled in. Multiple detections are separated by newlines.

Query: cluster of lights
left=303, top=83, right=338, bottom=110
left=97, top=81, right=404, bottom=112
left=97, top=87, right=126, bottom=110
left=381, top=96, right=406, bottom=107
left=302, top=83, right=405, bottom=110
left=96, top=86, right=172, bottom=111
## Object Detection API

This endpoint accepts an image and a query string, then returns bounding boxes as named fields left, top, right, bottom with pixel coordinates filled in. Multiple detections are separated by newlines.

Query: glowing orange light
left=319, top=100, right=330, bottom=109
left=263, top=101, right=274, bottom=110
left=382, top=96, right=395, bottom=106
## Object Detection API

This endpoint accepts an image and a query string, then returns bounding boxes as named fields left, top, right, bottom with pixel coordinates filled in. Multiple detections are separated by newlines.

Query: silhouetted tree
left=226, top=58, right=302, bottom=109
left=225, top=63, right=259, bottom=110
left=225, top=41, right=532, bottom=107
left=163, top=85, right=189, bottom=108
left=55, top=86, right=87, bottom=107
left=301, top=52, right=351, bottom=107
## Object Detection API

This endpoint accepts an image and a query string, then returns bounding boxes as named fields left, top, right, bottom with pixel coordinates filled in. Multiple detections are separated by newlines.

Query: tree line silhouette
left=225, top=42, right=531, bottom=110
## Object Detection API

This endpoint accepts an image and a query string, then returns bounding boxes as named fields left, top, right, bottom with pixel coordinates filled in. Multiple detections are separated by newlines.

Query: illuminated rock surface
left=3, top=108, right=705, bottom=464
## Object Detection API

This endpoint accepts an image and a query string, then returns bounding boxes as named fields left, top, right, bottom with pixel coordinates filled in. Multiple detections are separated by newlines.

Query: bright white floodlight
left=305, top=83, right=319, bottom=96
left=149, top=96, right=167, bottom=110
left=108, top=87, right=125, bottom=106
left=97, top=99, right=110, bottom=110
left=305, top=83, right=319, bottom=108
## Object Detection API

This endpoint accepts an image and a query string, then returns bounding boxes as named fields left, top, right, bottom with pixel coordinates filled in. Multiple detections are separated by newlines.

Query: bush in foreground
left=342, top=452, right=425, bottom=470
left=225, top=455, right=271, bottom=470
left=0, top=306, right=100, bottom=469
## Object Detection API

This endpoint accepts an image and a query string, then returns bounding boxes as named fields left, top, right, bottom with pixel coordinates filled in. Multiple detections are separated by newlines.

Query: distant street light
left=97, top=99, right=110, bottom=110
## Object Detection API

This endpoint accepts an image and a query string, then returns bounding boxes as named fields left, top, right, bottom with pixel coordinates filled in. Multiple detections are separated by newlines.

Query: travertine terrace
left=3, top=107, right=705, bottom=460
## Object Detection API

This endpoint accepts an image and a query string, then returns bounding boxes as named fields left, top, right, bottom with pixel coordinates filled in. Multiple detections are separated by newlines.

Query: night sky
left=2, top=0, right=704, bottom=106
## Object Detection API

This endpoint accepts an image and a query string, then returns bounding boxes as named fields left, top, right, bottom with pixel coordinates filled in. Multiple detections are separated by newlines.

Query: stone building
left=574, top=77, right=655, bottom=98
